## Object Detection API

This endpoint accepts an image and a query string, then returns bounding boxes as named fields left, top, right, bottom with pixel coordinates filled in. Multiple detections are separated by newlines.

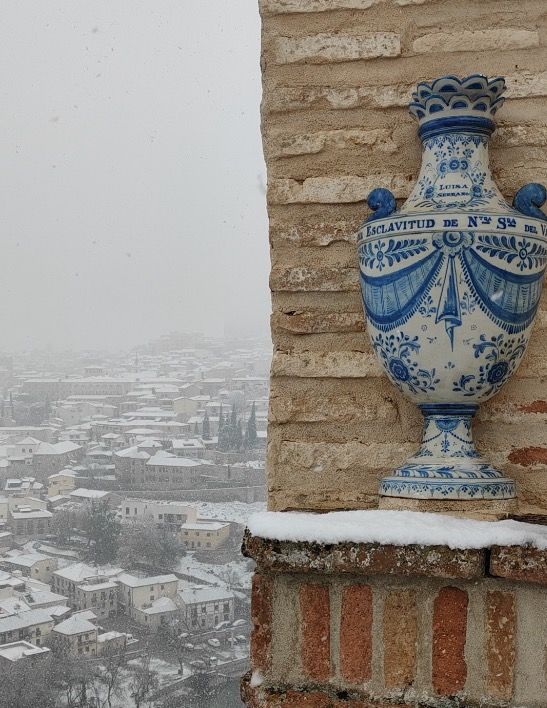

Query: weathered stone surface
left=432, top=587, right=468, bottom=696
left=505, top=70, right=547, bottom=99
left=266, top=70, right=547, bottom=114
left=242, top=532, right=486, bottom=579
left=268, top=174, right=413, bottom=204
left=261, top=0, right=431, bottom=10
left=275, top=438, right=412, bottom=469
left=274, top=33, right=401, bottom=65
left=269, top=388, right=396, bottom=424
left=267, top=128, right=398, bottom=158
left=270, top=266, right=359, bottom=292
left=261, top=0, right=382, bottom=11
left=486, top=590, right=516, bottom=700
left=300, top=584, right=331, bottom=681
left=271, top=351, right=381, bottom=377
left=266, top=84, right=411, bottom=112
left=272, top=309, right=365, bottom=335
left=340, top=584, right=373, bottom=684
left=383, top=590, right=418, bottom=689
left=269, top=220, right=360, bottom=247
left=493, top=124, right=547, bottom=148
left=413, top=28, right=539, bottom=54
left=489, top=545, right=547, bottom=585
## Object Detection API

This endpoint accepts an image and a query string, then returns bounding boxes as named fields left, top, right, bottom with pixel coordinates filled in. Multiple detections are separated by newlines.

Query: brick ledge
left=241, top=672, right=412, bottom=708
left=243, top=531, right=547, bottom=584
left=242, top=530, right=485, bottom=579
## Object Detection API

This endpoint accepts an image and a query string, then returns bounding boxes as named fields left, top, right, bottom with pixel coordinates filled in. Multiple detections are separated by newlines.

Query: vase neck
left=417, top=404, right=478, bottom=460
left=404, top=130, right=505, bottom=212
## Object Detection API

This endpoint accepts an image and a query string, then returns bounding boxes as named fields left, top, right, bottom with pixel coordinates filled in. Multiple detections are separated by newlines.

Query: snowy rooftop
left=53, top=615, right=97, bottom=635
left=247, top=510, right=547, bottom=551
left=117, top=572, right=177, bottom=588
left=3, top=552, right=52, bottom=567
left=181, top=521, right=229, bottom=531
left=0, top=640, right=50, bottom=662
left=54, top=562, right=122, bottom=582
left=178, top=585, right=235, bottom=604
left=0, top=609, right=53, bottom=634
left=139, top=596, right=178, bottom=614
left=70, top=488, right=110, bottom=500
left=11, top=509, right=52, bottom=520
left=147, top=455, right=209, bottom=467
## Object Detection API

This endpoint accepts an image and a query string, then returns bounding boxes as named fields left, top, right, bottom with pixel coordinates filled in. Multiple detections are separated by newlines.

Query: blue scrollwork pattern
left=371, top=331, right=440, bottom=394
left=452, top=333, right=527, bottom=398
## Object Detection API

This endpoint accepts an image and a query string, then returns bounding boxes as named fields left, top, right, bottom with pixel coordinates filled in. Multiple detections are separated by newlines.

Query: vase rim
left=409, top=74, right=506, bottom=130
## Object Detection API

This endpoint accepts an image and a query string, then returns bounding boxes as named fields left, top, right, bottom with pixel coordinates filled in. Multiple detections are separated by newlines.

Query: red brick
left=300, top=583, right=331, bottom=681
left=486, top=591, right=516, bottom=700
left=432, top=586, right=468, bottom=695
left=340, top=584, right=373, bottom=684
left=516, top=400, right=547, bottom=413
left=251, top=573, right=273, bottom=671
left=507, top=446, right=547, bottom=466
left=383, top=590, right=417, bottom=689
left=490, top=545, right=547, bottom=585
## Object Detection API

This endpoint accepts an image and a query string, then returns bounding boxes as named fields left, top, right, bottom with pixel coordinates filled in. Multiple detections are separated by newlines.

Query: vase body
left=357, top=75, right=547, bottom=500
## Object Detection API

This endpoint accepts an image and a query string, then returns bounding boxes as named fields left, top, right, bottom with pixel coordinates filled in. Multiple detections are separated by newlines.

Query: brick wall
left=261, top=0, right=547, bottom=513
left=243, top=534, right=547, bottom=706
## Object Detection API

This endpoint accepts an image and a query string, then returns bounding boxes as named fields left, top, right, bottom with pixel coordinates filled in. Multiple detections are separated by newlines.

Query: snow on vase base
left=357, top=75, right=547, bottom=501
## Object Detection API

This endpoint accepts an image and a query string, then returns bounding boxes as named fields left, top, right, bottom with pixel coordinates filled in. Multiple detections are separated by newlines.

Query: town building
left=1, top=552, right=57, bottom=583
left=9, top=508, right=52, bottom=537
left=179, top=521, right=230, bottom=551
left=116, top=573, right=178, bottom=618
left=0, top=608, right=54, bottom=646
left=51, top=614, right=97, bottom=657
left=97, top=630, right=129, bottom=656
left=51, top=563, right=122, bottom=606
left=177, top=586, right=234, bottom=631
left=0, top=640, right=50, bottom=666
left=120, top=498, right=198, bottom=530
left=131, top=596, right=179, bottom=630
left=47, top=470, right=77, bottom=497
left=74, top=577, right=119, bottom=619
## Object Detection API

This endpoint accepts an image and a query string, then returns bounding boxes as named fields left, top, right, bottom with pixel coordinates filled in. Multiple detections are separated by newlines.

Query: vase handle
left=513, top=183, right=547, bottom=221
left=366, top=188, right=396, bottom=222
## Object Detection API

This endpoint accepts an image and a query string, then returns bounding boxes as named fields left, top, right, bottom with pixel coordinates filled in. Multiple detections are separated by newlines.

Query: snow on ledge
left=247, top=510, right=547, bottom=551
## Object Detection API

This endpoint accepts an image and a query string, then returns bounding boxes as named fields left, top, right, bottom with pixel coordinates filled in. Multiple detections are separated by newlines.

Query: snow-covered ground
left=248, top=509, right=547, bottom=550
left=195, top=500, right=266, bottom=525
left=176, top=552, right=253, bottom=589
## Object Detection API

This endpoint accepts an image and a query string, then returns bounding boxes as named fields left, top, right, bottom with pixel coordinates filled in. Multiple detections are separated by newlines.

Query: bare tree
left=96, top=640, right=128, bottom=708
left=128, top=652, right=159, bottom=708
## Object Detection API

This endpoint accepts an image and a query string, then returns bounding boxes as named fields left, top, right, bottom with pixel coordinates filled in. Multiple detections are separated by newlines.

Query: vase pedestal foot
left=378, top=495, right=517, bottom=520
left=379, top=404, right=517, bottom=515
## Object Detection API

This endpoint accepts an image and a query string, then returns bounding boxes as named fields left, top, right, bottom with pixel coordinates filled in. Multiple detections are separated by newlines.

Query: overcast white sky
left=0, top=0, right=270, bottom=351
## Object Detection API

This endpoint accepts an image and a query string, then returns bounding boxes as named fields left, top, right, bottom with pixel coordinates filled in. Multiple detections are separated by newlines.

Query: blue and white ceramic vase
left=357, top=75, right=547, bottom=501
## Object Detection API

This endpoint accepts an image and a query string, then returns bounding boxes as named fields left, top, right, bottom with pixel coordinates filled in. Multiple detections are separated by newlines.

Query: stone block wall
left=261, top=0, right=547, bottom=513
left=243, top=534, right=547, bottom=706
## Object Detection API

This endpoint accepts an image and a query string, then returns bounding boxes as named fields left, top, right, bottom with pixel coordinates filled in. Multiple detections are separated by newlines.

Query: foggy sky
left=0, top=1, right=270, bottom=352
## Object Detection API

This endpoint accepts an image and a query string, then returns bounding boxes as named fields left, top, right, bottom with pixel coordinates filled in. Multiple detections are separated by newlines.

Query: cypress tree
left=246, top=401, right=257, bottom=449
left=202, top=409, right=211, bottom=440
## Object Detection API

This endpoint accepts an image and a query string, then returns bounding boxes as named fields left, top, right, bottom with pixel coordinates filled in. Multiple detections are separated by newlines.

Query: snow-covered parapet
left=247, top=509, right=547, bottom=550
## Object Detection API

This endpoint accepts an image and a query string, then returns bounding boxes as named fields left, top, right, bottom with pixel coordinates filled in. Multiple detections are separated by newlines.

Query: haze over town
left=1, top=0, right=269, bottom=351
